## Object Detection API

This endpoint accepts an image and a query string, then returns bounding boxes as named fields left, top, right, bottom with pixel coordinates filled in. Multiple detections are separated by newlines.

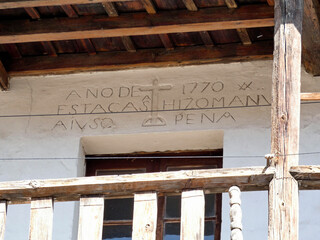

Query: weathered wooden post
left=229, top=186, right=243, bottom=240
left=268, top=0, right=303, bottom=238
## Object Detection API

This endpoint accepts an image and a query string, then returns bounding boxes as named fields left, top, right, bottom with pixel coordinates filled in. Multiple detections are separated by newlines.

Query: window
left=86, top=150, right=222, bottom=240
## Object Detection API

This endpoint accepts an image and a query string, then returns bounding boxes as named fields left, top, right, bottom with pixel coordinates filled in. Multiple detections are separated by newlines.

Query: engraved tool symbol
left=140, top=78, right=172, bottom=127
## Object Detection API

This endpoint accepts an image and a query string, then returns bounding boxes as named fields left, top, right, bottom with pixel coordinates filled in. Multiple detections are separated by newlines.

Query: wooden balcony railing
left=0, top=165, right=319, bottom=240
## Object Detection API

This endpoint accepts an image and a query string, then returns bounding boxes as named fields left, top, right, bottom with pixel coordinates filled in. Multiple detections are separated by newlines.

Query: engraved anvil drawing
left=139, top=78, right=172, bottom=127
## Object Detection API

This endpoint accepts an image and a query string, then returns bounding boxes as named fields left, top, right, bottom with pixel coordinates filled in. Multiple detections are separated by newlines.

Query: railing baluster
left=29, top=198, right=53, bottom=240
left=132, top=192, right=157, bottom=240
left=77, top=196, right=104, bottom=240
left=0, top=201, right=7, bottom=240
left=181, top=189, right=205, bottom=240
left=229, top=186, right=243, bottom=240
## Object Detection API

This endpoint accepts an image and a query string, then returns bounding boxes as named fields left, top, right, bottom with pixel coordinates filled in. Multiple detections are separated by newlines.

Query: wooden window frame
left=86, top=149, right=222, bottom=240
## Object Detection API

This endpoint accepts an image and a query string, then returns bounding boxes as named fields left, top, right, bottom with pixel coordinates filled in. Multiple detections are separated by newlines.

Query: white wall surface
left=0, top=60, right=319, bottom=239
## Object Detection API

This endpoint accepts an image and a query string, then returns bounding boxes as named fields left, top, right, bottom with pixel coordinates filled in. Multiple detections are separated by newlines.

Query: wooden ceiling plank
left=140, top=0, right=156, bottom=14
left=0, top=5, right=274, bottom=44
left=7, top=41, right=273, bottom=76
left=121, top=36, right=136, bottom=52
left=61, top=5, right=78, bottom=18
left=182, top=0, right=198, bottom=11
left=236, top=28, right=252, bottom=45
left=0, top=0, right=131, bottom=10
left=159, top=34, right=174, bottom=50
left=0, top=61, right=9, bottom=91
left=24, top=7, right=41, bottom=19
left=4, top=44, right=22, bottom=59
left=102, top=2, right=118, bottom=16
left=199, top=31, right=214, bottom=47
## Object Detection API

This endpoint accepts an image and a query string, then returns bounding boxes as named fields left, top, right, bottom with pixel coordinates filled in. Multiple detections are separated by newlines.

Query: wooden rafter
left=182, top=0, right=214, bottom=47
left=7, top=41, right=273, bottom=76
left=0, top=61, right=9, bottom=90
left=140, top=0, right=156, bottom=14
left=102, top=2, right=118, bottom=17
left=0, top=5, right=274, bottom=44
left=0, top=167, right=275, bottom=203
left=224, top=0, right=253, bottom=45
left=4, top=44, right=21, bottom=59
left=24, top=7, right=58, bottom=57
left=0, top=0, right=130, bottom=9
left=61, top=5, right=78, bottom=18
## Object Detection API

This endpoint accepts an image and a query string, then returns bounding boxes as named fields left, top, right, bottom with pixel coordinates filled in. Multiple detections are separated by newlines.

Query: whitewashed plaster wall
left=0, top=60, right=319, bottom=240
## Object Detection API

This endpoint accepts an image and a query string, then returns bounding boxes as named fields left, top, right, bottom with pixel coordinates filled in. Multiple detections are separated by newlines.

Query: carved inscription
left=51, top=78, right=270, bottom=131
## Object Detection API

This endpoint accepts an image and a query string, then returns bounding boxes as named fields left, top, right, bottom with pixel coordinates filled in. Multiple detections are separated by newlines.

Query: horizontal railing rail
left=0, top=165, right=319, bottom=240
left=0, top=166, right=275, bottom=204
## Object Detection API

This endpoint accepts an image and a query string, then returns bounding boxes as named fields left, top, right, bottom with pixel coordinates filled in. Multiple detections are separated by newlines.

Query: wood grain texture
left=236, top=28, right=252, bottom=45
left=0, top=201, right=6, bottom=240
left=0, top=61, right=9, bottom=91
left=24, top=7, right=40, bottom=19
left=290, top=166, right=320, bottom=190
left=41, top=42, right=57, bottom=56
left=121, top=36, right=136, bottom=52
left=141, top=0, right=156, bottom=14
left=302, top=0, right=320, bottom=75
left=0, top=167, right=275, bottom=203
left=132, top=192, right=157, bottom=240
left=268, top=0, right=303, bottom=239
left=0, top=0, right=130, bottom=9
left=199, top=31, right=214, bottom=46
left=102, top=2, right=118, bottom=16
left=267, top=0, right=275, bottom=6
left=182, top=0, right=198, bottom=11
left=229, top=186, right=242, bottom=240
left=3, top=44, right=22, bottom=59
left=61, top=5, right=78, bottom=18
left=225, top=0, right=237, bottom=8
left=290, top=165, right=320, bottom=180
left=29, top=198, right=53, bottom=240
left=301, top=92, right=320, bottom=101
left=7, top=42, right=273, bottom=76
left=0, top=5, right=274, bottom=44
left=159, top=34, right=174, bottom=50
left=181, top=190, right=204, bottom=240
left=77, top=197, right=104, bottom=240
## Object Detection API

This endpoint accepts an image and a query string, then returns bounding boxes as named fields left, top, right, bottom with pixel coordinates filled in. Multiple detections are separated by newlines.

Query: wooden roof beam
left=0, top=61, right=9, bottom=91
left=7, top=41, right=273, bottom=76
left=0, top=0, right=131, bottom=10
left=0, top=5, right=274, bottom=44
